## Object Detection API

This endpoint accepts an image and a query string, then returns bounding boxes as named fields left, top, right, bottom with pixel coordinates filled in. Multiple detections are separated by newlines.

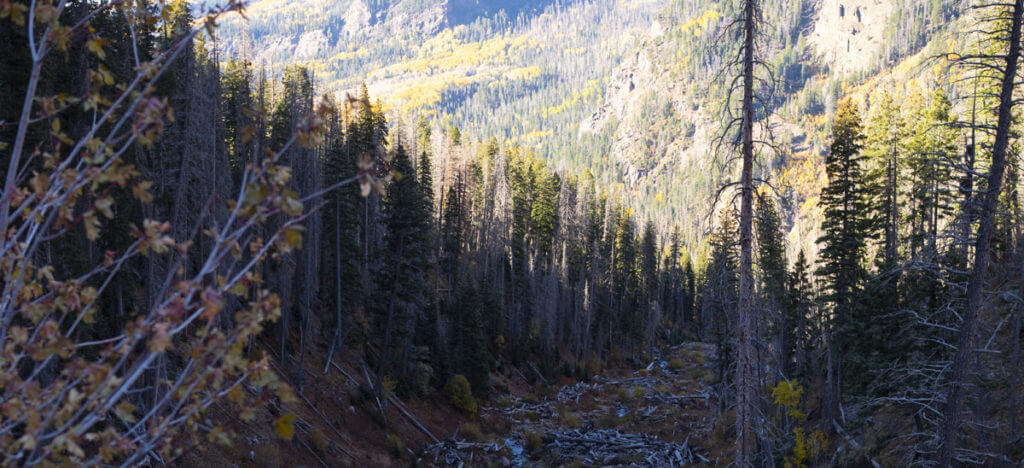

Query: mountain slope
left=214, top=0, right=957, bottom=253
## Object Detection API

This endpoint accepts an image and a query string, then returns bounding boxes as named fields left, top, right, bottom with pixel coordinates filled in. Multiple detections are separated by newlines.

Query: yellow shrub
left=785, top=426, right=826, bottom=468
left=386, top=433, right=403, bottom=458
left=771, top=380, right=806, bottom=420
left=460, top=422, right=484, bottom=441
left=524, top=431, right=544, bottom=454
left=445, top=375, right=478, bottom=416
left=309, top=427, right=328, bottom=454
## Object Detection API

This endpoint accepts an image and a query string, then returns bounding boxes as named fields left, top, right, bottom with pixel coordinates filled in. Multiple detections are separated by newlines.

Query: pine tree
left=904, top=89, right=957, bottom=259
left=441, top=179, right=464, bottom=288
left=863, top=90, right=904, bottom=265
left=639, top=220, right=660, bottom=348
left=787, top=250, right=815, bottom=381
left=416, top=115, right=432, bottom=162
left=816, top=99, right=870, bottom=420
left=613, top=210, right=642, bottom=352
left=861, top=91, right=906, bottom=380
left=509, top=148, right=533, bottom=349
left=418, top=149, right=435, bottom=236
left=640, top=220, right=660, bottom=305
left=451, top=281, right=493, bottom=396
left=531, top=169, right=560, bottom=265
left=221, top=58, right=254, bottom=186
left=683, top=257, right=697, bottom=327
left=703, top=210, right=739, bottom=406
left=756, top=196, right=789, bottom=375
left=377, top=144, right=433, bottom=389
left=320, top=102, right=365, bottom=363
left=662, top=227, right=685, bottom=336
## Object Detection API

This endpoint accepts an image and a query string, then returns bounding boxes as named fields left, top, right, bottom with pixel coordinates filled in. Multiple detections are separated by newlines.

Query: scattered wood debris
left=543, top=428, right=707, bottom=466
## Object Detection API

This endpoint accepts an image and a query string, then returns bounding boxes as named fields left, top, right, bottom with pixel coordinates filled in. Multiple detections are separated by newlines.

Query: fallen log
left=329, top=360, right=440, bottom=444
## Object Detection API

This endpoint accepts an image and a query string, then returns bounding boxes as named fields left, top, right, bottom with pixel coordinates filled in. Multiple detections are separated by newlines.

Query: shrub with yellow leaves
left=771, top=380, right=826, bottom=468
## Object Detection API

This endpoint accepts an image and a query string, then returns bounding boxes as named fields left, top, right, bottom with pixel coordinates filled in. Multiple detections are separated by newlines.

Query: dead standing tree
left=936, top=0, right=1024, bottom=465
left=710, top=0, right=778, bottom=462
left=736, top=0, right=758, bottom=463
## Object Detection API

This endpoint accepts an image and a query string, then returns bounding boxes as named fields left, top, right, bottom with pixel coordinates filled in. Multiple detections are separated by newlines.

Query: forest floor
left=423, top=342, right=725, bottom=467
left=184, top=341, right=726, bottom=467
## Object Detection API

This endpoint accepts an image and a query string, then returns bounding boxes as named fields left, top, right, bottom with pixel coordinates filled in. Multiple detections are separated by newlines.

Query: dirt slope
left=181, top=340, right=722, bottom=467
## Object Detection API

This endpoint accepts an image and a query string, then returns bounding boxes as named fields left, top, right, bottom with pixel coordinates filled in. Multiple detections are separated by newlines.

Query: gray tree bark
left=936, top=1, right=1023, bottom=464
left=736, top=0, right=758, bottom=464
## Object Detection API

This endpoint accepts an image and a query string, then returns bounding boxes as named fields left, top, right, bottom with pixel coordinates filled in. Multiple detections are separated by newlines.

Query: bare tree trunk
left=325, top=204, right=344, bottom=372
left=1006, top=225, right=1024, bottom=466
left=936, top=1, right=1023, bottom=464
left=736, top=0, right=757, bottom=464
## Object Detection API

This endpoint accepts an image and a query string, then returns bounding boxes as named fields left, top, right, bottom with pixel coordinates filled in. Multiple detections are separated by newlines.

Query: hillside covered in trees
left=0, top=0, right=1022, bottom=466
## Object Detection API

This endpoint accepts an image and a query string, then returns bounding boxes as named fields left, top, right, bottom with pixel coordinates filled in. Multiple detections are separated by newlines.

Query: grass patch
left=494, top=396, right=516, bottom=408
left=386, top=433, right=404, bottom=458
left=557, top=408, right=581, bottom=428
left=524, top=431, right=544, bottom=457
left=460, top=422, right=485, bottom=441
left=309, top=427, right=328, bottom=454
left=596, top=412, right=634, bottom=429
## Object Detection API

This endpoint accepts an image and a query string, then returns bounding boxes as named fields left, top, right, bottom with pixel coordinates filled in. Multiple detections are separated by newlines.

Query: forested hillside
left=0, top=0, right=1022, bottom=466
left=215, top=0, right=958, bottom=253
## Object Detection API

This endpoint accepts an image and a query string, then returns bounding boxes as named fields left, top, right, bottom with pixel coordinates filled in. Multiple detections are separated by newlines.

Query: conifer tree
left=640, top=220, right=660, bottom=305
left=683, top=258, right=697, bottom=326
left=787, top=250, right=815, bottom=380
left=321, top=104, right=365, bottom=362
left=441, top=179, right=464, bottom=289
left=704, top=211, right=739, bottom=406
left=863, top=91, right=904, bottom=265
left=418, top=149, right=435, bottom=240
left=904, top=89, right=957, bottom=258
left=816, top=99, right=869, bottom=422
left=662, top=227, right=686, bottom=335
left=861, top=91, right=905, bottom=372
left=531, top=169, right=560, bottom=265
left=377, top=144, right=433, bottom=389
left=221, top=58, right=254, bottom=185
left=451, top=281, right=493, bottom=396
left=756, top=196, right=789, bottom=375
left=613, top=211, right=642, bottom=351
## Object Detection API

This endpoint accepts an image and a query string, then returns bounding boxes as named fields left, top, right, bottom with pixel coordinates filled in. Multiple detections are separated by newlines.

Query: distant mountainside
left=216, top=0, right=560, bottom=60
left=215, top=0, right=957, bottom=253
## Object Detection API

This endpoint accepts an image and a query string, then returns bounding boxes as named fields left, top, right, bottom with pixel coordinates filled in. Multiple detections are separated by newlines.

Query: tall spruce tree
left=377, top=144, right=433, bottom=391
left=704, top=210, right=739, bottom=408
left=640, top=220, right=660, bottom=307
left=863, top=90, right=904, bottom=266
left=787, top=250, right=815, bottom=381
left=451, top=281, right=492, bottom=396
left=662, top=227, right=686, bottom=336
left=816, top=99, right=870, bottom=421
left=756, top=196, right=789, bottom=375
left=904, top=89, right=957, bottom=259
left=613, top=211, right=642, bottom=352
left=861, top=91, right=911, bottom=394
